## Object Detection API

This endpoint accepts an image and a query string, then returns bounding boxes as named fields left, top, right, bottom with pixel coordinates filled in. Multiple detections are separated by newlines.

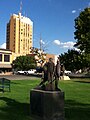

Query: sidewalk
left=0, top=74, right=40, bottom=80
left=68, top=73, right=90, bottom=78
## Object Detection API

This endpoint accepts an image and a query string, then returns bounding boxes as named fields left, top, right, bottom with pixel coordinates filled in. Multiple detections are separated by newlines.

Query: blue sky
left=0, top=0, right=90, bottom=55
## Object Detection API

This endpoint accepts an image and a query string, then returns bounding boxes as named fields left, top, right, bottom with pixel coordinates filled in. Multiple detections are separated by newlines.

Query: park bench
left=0, top=78, right=11, bottom=92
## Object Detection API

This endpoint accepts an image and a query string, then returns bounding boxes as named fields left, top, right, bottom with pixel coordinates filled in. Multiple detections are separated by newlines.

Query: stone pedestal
left=61, top=75, right=70, bottom=80
left=30, top=89, right=64, bottom=120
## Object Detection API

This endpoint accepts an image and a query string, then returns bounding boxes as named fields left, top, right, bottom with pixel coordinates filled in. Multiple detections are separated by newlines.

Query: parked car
left=25, top=69, right=36, bottom=75
left=17, top=71, right=25, bottom=75
left=64, top=70, right=71, bottom=74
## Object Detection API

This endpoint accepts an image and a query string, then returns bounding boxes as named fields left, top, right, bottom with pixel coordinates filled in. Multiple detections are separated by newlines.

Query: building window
left=0, top=54, right=2, bottom=62
left=4, top=55, right=10, bottom=62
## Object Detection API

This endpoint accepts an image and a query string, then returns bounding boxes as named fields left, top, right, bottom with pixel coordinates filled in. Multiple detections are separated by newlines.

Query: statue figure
left=39, top=57, right=61, bottom=91
left=55, top=59, right=61, bottom=90
left=39, top=58, right=55, bottom=89
left=47, top=58, right=55, bottom=83
left=61, top=64, right=65, bottom=76
left=39, top=62, right=48, bottom=86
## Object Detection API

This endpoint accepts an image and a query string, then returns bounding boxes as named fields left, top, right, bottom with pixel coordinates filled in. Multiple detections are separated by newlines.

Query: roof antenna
left=20, top=1, right=22, bottom=13
left=40, top=33, right=42, bottom=51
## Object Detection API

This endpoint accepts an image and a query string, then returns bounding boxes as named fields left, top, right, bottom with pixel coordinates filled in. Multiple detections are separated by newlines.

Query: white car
left=64, top=70, right=71, bottom=74
left=26, top=69, right=36, bottom=75
left=17, top=71, right=25, bottom=74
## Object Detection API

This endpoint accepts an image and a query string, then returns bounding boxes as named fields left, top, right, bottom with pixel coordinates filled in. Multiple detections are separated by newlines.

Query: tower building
left=6, top=12, right=33, bottom=56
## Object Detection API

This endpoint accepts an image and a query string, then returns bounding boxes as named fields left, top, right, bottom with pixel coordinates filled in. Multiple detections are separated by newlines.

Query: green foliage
left=61, top=7, right=90, bottom=72
left=12, top=56, right=37, bottom=71
left=74, top=7, right=90, bottom=53
left=82, top=53, right=90, bottom=69
left=30, top=47, right=46, bottom=66
left=60, top=49, right=86, bottom=72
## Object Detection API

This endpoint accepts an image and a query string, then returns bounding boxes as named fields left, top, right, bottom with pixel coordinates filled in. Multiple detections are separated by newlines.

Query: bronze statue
left=61, top=64, right=65, bottom=76
left=55, top=59, right=61, bottom=90
left=39, top=62, right=48, bottom=86
left=39, top=57, right=61, bottom=91
left=47, top=58, right=55, bottom=83
left=39, top=58, right=55, bottom=90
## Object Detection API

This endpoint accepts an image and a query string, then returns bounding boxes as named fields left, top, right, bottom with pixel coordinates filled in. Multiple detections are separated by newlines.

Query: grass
left=0, top=78, right=90, bottom=120
left=61, top=79, right=90, bottom=120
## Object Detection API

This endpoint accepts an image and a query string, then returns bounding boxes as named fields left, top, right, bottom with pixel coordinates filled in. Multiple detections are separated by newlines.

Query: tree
left=60, top=49, right=84, bottom=72
left=74, top=7, right=90, bottom=53
left=12, top=56, right=37, bottom=71
left=30, top=47, right=46, bottom=66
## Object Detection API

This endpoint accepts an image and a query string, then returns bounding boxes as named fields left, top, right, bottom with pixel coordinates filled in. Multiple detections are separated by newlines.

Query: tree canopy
left=59, top=49, right=87, bottom=72
left=30, top=47, right=46, bottom=66
left=59, top=8, right=90, bottom=73
left=74, top=7, right=90, bottom=53
left=12, top=56, right=37, bottom=71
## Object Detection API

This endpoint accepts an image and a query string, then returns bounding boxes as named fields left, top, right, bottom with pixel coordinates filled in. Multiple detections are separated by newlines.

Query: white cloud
left=72, top=10, right=76, bottom=14
left=79, top=8, right=81, bottom=11
left=88, top=2, right=90, bottom=7
left=60, top=41, right=75, bottom=48
left=53, top=40, right=60, bottom=45
left=72, top=8, right=82, bottom=14
left=74, top=47, right=80, bottom=52
left=53, top=40, right=76, bottom=49
left=61, top=42, right=81, bottom=52
left=0, top=43, right=6, bottom=49
left=40, top=39, right=45, bottom=44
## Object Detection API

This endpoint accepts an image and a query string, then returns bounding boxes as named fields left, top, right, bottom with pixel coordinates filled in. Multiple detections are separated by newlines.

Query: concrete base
left=30, top=89, right=64, bottom=120
left=61, top=75, right=70, bottom=80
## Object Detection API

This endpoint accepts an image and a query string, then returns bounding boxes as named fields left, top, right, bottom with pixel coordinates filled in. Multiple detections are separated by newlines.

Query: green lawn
left=0, top=78, right=90, bottom=120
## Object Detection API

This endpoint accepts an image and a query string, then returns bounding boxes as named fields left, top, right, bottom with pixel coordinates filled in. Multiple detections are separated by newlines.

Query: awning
left=0, top=64, right=12, bottom=68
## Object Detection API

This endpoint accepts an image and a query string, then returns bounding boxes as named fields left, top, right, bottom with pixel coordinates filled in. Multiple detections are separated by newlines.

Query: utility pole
left=40, top=34, right=42, bottom=51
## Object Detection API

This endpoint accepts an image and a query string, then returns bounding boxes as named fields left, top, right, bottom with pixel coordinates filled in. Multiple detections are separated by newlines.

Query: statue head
left=57, top=60, right=60, bottom=64
left=49, top=58, right=53, bottom=62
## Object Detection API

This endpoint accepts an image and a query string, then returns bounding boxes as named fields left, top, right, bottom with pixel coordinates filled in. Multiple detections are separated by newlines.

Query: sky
left=0, top=0, right=90, bottom=55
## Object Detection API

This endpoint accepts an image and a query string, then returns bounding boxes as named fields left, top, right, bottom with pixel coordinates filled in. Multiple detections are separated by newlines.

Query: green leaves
left=74, top=7, right=90, bottom=54
left=60, top=49, right=86, bottom=72
left=12, top=56, right=37, bottom=71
